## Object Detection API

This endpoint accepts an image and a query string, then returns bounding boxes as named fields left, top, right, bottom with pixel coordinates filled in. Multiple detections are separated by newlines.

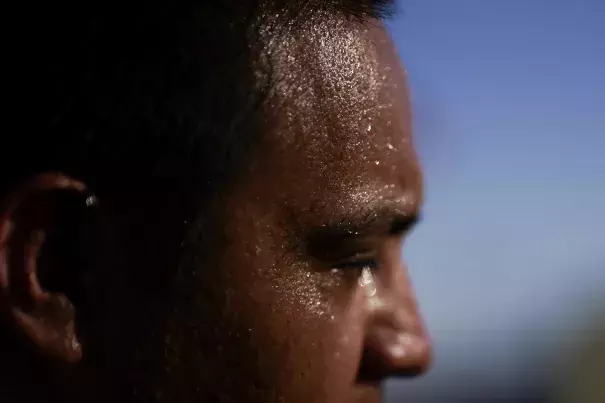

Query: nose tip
left=359, top=326, right=432, bottom=381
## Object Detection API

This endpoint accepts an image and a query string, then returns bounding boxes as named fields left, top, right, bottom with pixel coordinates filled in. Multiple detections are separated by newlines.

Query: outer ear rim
left=1, top=172, right=88, bottom=209
left=0, top=219, right=12, bottom=290
left=0, top=172, right=89, bottom=290
left=0, top=172, right=91, bottom=364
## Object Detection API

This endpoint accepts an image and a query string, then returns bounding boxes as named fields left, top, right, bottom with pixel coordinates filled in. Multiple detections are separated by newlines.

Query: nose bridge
left=375, top=261, right=425, bottom=337
left=358, top=263, right=431, bottom=380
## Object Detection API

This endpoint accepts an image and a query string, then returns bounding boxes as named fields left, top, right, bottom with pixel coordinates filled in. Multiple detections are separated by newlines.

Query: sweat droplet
left=85, top=195, right=98, bottom=207
left=360, top=266, right=377, bottom=298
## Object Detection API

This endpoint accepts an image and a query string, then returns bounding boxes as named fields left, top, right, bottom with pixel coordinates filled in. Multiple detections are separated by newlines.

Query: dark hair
left=4, top=1, right=394, bottom=197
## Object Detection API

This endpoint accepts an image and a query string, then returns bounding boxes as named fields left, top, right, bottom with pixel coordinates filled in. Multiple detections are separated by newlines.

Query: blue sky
left=385, top=0, right=605, bottom=399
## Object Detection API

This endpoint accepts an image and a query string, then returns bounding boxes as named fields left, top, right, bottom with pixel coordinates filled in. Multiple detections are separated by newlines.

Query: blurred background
left=385, top=0, right=605, bottom=402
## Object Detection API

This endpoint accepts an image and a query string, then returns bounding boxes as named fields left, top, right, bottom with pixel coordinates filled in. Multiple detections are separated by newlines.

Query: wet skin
left=157, top=19, right=431, bottom=403
left=0, top=17, right=429, bottom=403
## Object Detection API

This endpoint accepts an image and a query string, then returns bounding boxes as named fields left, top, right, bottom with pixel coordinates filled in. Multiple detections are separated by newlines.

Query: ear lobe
left=11, top=289, right=82, bottom=363
left=0, top=173, right=90, bottom=364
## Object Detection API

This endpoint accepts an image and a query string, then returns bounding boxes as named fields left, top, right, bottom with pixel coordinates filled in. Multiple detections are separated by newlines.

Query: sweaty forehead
left=251, top=16, right=421, bottom=220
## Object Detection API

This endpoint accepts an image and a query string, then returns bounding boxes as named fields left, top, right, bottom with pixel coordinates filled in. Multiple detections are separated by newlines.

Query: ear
left=0, top=173, right=96, bottom=364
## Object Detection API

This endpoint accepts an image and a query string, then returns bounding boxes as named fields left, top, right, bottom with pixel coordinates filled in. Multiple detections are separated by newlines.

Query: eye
left=332, top=257, right=378, bottom=271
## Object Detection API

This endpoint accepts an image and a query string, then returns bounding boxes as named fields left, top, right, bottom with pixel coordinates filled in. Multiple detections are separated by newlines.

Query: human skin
left=148, top=19, right=431, bottom=403
left=0, top=17, right=429, bottom=403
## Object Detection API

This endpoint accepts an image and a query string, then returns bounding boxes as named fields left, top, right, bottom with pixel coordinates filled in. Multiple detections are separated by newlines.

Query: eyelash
left=333, top=257, right=378, bottom=271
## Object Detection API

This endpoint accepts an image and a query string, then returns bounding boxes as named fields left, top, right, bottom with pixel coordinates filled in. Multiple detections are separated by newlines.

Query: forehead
left=250, top=17, right=421, bottom=220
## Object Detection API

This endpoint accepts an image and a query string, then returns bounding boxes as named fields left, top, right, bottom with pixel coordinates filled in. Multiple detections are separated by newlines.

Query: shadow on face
left=0, top=12, right=430, bottom=403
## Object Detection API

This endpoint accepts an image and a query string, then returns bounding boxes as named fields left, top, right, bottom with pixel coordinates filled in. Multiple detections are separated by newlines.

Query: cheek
left=224, top=253, right=369, bottom=399
left=269, top=271, right=368, bottom=398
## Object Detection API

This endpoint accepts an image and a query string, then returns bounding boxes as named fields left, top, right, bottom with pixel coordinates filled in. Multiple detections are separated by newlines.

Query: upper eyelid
left=318, top=210, right=420, bottom=240
left=329, top=250, right=377, bottom=265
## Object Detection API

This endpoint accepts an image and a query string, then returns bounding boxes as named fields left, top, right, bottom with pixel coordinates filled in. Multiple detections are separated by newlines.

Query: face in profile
left=0, top=13, right=429, bottom=403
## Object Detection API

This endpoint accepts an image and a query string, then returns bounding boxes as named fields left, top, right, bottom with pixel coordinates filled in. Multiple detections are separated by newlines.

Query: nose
left=357, top=266, right=432, bottom=381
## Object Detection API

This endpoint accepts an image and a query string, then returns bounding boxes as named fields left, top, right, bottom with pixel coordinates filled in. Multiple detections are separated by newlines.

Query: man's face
left=146, top=20, right=429, bottom=403
left=0, top=14, right=428, bottom=403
